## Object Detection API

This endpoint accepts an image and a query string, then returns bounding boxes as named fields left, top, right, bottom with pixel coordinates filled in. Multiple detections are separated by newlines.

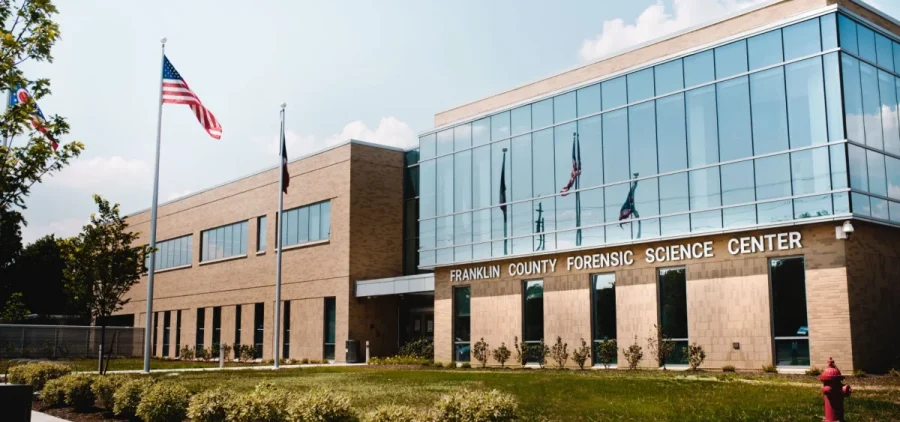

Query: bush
left=363, top=404, right=422, bottom=422
left=180, top=345, right=196, bottom=360
left=7, top=361, right=73, bottom=391
left=187, top=388, right=235, bottom=422
left=762, top=364, right=777, bottom=374
left=240, top=345, right=257, bottom=362
left=572, top=339, right=591, bottom=370
left=550, top=336, right=569, bottom=369
left=92, top=374, right=127, bottom=410
left=432, top=389, right=517, bottom=422
left=113, top=378, right=156, bottom=416
left=623, top=336, right=643, bottom=370
left=136, top=383, right=191, bottom=422
left=491, top=343, right=511, bottom=368
left=398, top=339, right=434, bottom=361
left=647, top=324, right=675, bottom=369
left=535, top=339, right=550, bottom=369
left=368, top=356, right=431, bottom=366
left=226, top=382, right=290, bottom=422
left=472, top=338, right=489, bottom=368
left=40, top=377, right=68, bottom=407
left=460, top=362, right=471, bottom=369
left=513, top=337, right=530, bottom=368
left=685, top=343, right=706, bottom=371
left=722, top=365, right=736, bottom=373
left=62, top=374, right=96, bottom=410
left=596, top=339, right=617, bottom=369
left=889, top=368, right=900, bottom=378
left=445, top=361, right=456, bottom=369
left=805, top=366, right=822, bottom=376
left=301, top=358, right=310, bottom=365
left=853, top=369, right=867, bottom=378
left=287, top=388, right=354, bottom=422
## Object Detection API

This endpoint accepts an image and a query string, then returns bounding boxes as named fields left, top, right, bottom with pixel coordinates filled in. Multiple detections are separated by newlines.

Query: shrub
left=40, top=377, right=68, bottom=407
left=445, top=361, right=456, bottom=369
left=685, top=343, right=706, bottom=371
left=472, top=338, right=489, bottom=368
left=363, top=404, right=422, bottom=422
left=513, top=337, right=530, bottom=368
left=287, top=388, right=354, bottom=422
left=301, top=358, right=310, bottom=365
left=572, top=338, right=591, bottom=370
left=762, top=364, right=777, bottom=374
left=113, top=378, right=156, bottom=416
left=623, top=336, right=643, bottom=370
left=432, top=389, right=517, bottom=422
left=853, top=369, right=867, bottom=378
left=460, top=362, right=471, bottom=369
left=7, top=361, right=73, bottom=391
left=226, top=382, right=290, bottom=422
left=535, top=339, right=550, bottom=369
left=180, top=345, right=196, bottom=360
left=368, top=356, right=431, bottom=366
left=550, top=336, right=569, bottom=369
left=805, top=366, right=822, bottom=376
left=398, top=338, right=434, bottom=361
left=137, top=383, right=191, bottom=422
left=889, top=368, right=900, bottom=378
left=92, top=374, right=127, bottom=410
left=722, top=365, right=736, bottom=373
left=491, top=343, right=511, bottom=368
left=187, top=388, right=235, bottom=422
left=647, top=324, right=675, bottom=369
left=240, top=345, right=257, bottom=362
left=62, top=374, right=96, bottom=410
left=596, top=339, right=617, bottom=369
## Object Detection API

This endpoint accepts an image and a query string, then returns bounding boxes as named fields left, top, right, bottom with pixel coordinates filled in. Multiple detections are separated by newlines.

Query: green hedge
left=136, top=383, right=191, bottom=422
left=113, top=378, right=156, bottom=416
left=7, top=362, right=72, bottom=391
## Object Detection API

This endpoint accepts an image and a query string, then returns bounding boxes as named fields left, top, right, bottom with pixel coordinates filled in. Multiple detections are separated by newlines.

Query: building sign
left=449, top=231, right=803, bottom=282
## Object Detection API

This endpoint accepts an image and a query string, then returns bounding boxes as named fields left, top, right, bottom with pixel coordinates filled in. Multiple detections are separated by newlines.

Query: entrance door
left=401, top=307, right=434, bottom=345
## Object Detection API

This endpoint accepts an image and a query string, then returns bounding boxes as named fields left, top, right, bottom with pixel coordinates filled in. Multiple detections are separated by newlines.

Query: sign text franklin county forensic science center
left=449, top=231, right=803, bottom=282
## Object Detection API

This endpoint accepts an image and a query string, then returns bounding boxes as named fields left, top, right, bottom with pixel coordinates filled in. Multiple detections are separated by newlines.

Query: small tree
left=0, top=292, right=28, bottom=322
left=647, top=324, right=675, bottom=369
left=623, top=336, right=643, bottom=370
left=491, top=343, right=511, bottom=368
left=60, top=195, right=150, bottom=374
left=550, top=336, right=569, bottom=369
left=685, top=343, right=706, bottom=371
left=596, top=339, right=618, bottom=369
left=571, top=338, right=590, bottom=370
left=472, top=338, right=489, bottom=368
left=536, top=339, right=550, bottom=369
left=513, top=336, right=530, bottom=368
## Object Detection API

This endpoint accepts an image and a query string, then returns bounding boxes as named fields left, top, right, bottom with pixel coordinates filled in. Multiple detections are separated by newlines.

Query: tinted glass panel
left=848, top=144, right=869, bottom=191
left=554, top=91, right=576, bottom=123
left=748, top=30, right=783, bottom=71
left=655, top=59, right=684, bottom=96
left=821, top=14, right=838, bottom=51
left=436, top=129, right=453, bottom=156
left=783, top=19, right=821, bottom=61
left=684, top=50, right=715, bottom=87
left=867, top=150, right=887, bottom=196
left=491, top=112, right=510, bottom=141
left=577, top=84, right=602, bottom=117
left=860, top=62, right=884, bottom=150
left=887, top=156, right=900, bottom=200
left=629, top=102, right=657, bottom=178
left=880, top=72, right=900, bottom=155
left=715, top=40, right=748, bottom=79
left=658, top=268, right=688, bottom=365
left=750, top=67, right=789, bottom=154
left=532, top=99, right=553, bottom=130
left=686, top=86, right=719, bottom=167
left=523, top=280, right=544, bottom=343
left=454, top=287, right=471, bottom=362
left=838, top=14, right=858, bottom=55
left=602, top=77, right=627, bottom=110
left=786, top=57, right=827, bottom=148
left=472, top=118, right=490, bottom=146
left=823, top=53, right=845, bottom=143
left=436, top=155, right=453, bottom=215
left=511, top=135, right=532, bottom=201
left=771, top=257, right=810, bottom=366
left=579, top=116, right=603, bottom=187
left=717, top=76, right=753, bottom=161
left=419, top=134, right=435, bottom=160
left=656, top=93, right=688, bottom=172
left=756, top=154, right=792, bottom=201
left=627, top=68, right=654, bottom=103
left=472, top=146, right=491, bottom=208
left=511, top=106, right=530, bottom=137
left=455, top=151, right=472, bottom=212
left=857, top=24, right=877, bottom=63
left=603, top=109, right=630, bottom=183
left=791, top=147, right=832, bottom=195
left=875, top=33, right=894, bottom=70
left=454, top=124, right=472, bottom=150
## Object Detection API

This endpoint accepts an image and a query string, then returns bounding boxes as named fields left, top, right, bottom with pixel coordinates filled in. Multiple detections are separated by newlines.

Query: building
left=120, top=0, right=900, bottom=372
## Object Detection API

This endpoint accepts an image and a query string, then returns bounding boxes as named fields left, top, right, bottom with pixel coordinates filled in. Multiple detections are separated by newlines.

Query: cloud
left=21, top=217, right=87, bottom=243
left=47, top=156, right=151, bottom=190
left=253, top=116, right=417, bottom=159
left=579, top=0, right=767, bottom=62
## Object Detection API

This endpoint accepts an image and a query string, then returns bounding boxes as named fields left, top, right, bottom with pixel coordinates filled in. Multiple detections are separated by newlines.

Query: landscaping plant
left=398, top=338, right=434, bottom=361
left=225, top=382, right=290, bottom=422
left=623, top=336, right=643, bottom=370
left=492, top=343, right=511, bottom=368
left=805, top=366, right=822, bottom=376
left=364, top=404, right=422, bottom=422
left=536, top=339, right=551, bottom=369
left=472, top=338, right=489, bottom=368
left=113, top=378, right=156, bottom=416
left=61, top=373, right=95, bottom=411
left=40, top=376, right=68, bottom=407
left=136, top=383, right=191, bottom=422
left=572, top=338, right=591, bottom=370
left=432, top=388, right=518, bottom=422
left=287, top=388, right=354, bottom=422
left=187, top=388, right=235, bottom=422
left=762, top=364, right=777, bottom=373
left=92, top=374, right=127, bottom=410
left=7, top=361, right=72, bottom=391
left=550, top=336, right=569, bottom=369
left=596, top=339, right=618, bottom=369
left=685, top=342, right=706, bottom=371
left=647, top=324, right=675, bottom=369
left=180, top=345, right=195, bottom=361
left=722, top=365, right=736, bottom=372
left=513, top=336, right=531, bottom=368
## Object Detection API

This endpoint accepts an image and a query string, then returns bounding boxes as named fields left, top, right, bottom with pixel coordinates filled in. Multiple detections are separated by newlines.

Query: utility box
left=345, top=339, right=360, bottom=363
left=0, top=384, right=33, bottom=422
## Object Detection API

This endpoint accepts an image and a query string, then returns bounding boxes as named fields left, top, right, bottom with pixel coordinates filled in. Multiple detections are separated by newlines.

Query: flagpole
left=501, top=148, right=508, bottom=255
left=574, top=133, right=581, bottom=247
left=143, top=37, right=167, bottom=374
left=273, top=103, right=286, bottom=369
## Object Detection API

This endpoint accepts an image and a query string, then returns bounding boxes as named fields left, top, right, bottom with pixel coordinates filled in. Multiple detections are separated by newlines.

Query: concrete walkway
left=31, top=410, right=70, bottom=422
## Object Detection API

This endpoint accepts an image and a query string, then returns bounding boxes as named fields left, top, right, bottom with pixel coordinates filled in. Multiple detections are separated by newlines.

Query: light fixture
left=836, top=221, right=854, bottom=240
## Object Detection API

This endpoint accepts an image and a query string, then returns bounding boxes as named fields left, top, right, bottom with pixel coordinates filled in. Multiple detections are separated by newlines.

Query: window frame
left=768, top=255, right=811, bottom=368
left=656, top=266, right=689, bottom=367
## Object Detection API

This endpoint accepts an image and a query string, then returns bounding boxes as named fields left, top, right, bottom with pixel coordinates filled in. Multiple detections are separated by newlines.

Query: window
left=437, top=128, right=453, bottom=156
left=603, top=109, right=630, bottom=183
left=785, top=57, right=827, bottom=148
left=860, top=62, right=884, bottom=150
left=453, top=286, right=471, bottom=362
left=684, top=50, right=714, bottom=87
left=437, top=155, right=453, bottom=215
left=324, top=297, right=336, bottom=361
left=283, top=301, right=291, bottom=360
left=783, top=18, right=820, bottom=61
left=770, top=257, right=810, bottom=366
left=512, top=106, right=531, bottom=136
left=175, top=310, right=181, bottom=358
left=522, top=280, right=544, bottom=363
left=717, top=76, right=753, bottom=161
left=212, top=306, right=221, bottom=349
left=657, top=93, right=688, bottom=172
left=234, top=305, right=241, bottom=352
left=626, top=68, right=654, bottom=103
left=748, top=29, right=783, bottom=71
left=492, top=111, right=510, bottom=141
left=419, top=133, right=435, bottom=160
left=254, top=303, right=264, bottom=359
left=654, top=59, right=683, bottom=96
left=658, top=268, right=688, bottom=365
left=722, top=161, right=757, bottom=228
left=257, top=216, right=266, bottom=252
left=841, top=54, right=865, bottom=144
left=686, top=86, right=719, bottom=167
left=196, top=308, right=205, bottom=352
left=201, top=221, right=247, bottom=262
left=629, top=102, right=658, bottom=178
left=591, top=274, right=616, bottom=365
left=153, top=312, right=159, bottom=356
left=280, top=200, right=331, bottom=248
left=714, top=40, right=747, bottom=79
left=750, top=67, right=789, bottom=155
left=554, top=91, right=576, bottom=123
left=150, top=234, right=192, bottom=271
left=163, top=311, right=171, bottom=358
left=577, top=84, right=601, bottom=117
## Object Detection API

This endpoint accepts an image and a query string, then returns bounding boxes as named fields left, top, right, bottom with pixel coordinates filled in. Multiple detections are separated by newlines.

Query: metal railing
left=0, top=324, right=144, bottom=359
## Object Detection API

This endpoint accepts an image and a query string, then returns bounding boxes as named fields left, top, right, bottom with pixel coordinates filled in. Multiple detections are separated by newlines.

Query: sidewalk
left=31, top=410, right=69, bottom=422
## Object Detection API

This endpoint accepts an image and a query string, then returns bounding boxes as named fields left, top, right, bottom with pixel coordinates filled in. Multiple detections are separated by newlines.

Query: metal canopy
left=355, top=273, right=434, bottom=297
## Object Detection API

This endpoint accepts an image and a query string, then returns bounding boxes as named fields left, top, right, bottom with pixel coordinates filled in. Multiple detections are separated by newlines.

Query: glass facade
left=201, top=221, right=248, bottom=262
left=280, top=200, right=331, bottom=248
left=416, top=13, right=854, bottom=268
left=838, top=14, right=900, bottom=222
left=453, top=286, right=471, bottom=362
left=771, top=257, right=810, bottom=366
left=151, top=234, right=192, bottom=271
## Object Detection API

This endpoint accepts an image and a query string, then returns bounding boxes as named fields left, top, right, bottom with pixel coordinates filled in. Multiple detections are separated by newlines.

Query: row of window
left=838, top=14, right=900, bottom=77
left=148, top=200, right=332, bottom=272
left=153, top=299, right=337, bottom=361
left=452, top=257, right=809, bottom=367
left=841, top=53, right=900, bottom=156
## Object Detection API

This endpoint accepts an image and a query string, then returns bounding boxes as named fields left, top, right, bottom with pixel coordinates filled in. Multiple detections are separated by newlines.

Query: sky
left=16, top=0, right=900, bottom=243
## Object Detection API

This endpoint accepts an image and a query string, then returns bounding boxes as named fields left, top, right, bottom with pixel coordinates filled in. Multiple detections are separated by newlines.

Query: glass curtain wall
left=417, top=13, right=850, bottom=267
left=838, top=14, right=900, bottom=222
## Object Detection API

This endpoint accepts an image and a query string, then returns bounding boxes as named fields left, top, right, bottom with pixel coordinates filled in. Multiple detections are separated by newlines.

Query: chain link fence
left=0, top=324, right=144, bottom=359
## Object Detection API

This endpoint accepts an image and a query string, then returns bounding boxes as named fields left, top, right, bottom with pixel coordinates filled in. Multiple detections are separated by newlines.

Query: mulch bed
left=32, top=399, right=128, bottom=422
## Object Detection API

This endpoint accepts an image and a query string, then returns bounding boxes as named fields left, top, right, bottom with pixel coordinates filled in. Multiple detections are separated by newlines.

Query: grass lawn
left=142, top=366, right=900, bottom=421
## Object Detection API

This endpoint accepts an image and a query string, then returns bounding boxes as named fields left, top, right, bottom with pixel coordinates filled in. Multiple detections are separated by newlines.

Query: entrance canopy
left=355, top=273, right=434, bottom=297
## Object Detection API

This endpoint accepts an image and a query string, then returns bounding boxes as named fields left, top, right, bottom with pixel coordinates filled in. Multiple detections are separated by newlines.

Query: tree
left=0, top=0, right=84, bottom=225
left=647, top=324, right=675, bottom=370
left=60, top=195, right=150, bottom=373
left=5, top=234, right=69, bottom=319
left=0, top=291, right=28, bottom=322
left=0, top=208, right=24, bottom=294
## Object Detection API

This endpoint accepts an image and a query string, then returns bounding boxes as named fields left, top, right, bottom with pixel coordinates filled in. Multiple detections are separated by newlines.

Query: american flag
left=162, top=56, right=222, bottom=139
left=559, top=132, right=581, bottom=196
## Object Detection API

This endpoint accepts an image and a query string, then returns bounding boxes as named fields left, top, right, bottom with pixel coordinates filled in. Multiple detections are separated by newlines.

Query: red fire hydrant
left=819, top=357, right=852, bottom=421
